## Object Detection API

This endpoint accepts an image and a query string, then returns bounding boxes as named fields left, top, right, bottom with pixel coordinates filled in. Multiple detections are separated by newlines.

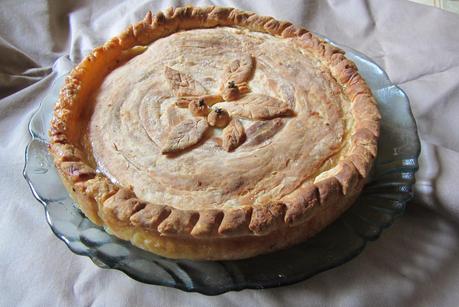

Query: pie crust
left=49, top=6, right=380, bottom=260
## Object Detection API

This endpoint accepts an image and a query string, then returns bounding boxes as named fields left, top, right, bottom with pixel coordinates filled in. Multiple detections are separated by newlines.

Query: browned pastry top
left=88, top=27, right=350, bottom=212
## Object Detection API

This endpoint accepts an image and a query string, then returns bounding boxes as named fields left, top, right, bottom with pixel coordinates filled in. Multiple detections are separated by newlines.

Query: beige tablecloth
left=1, top=0, right=459, bottom=306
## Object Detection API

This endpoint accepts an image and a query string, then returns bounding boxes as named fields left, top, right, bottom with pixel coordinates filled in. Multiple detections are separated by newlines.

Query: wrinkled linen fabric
left=1, top=0, right=459, bottom=306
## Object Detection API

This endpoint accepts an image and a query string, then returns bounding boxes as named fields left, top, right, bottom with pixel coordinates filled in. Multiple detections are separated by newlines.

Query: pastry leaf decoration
left=222, top=119, right=246, bottom=152
left=225, top=94, right=293, bottom=120
left=162, top=54, right=294, bottom=154
left=244, top=118, right=285, bottom=147
left=161, top=118, right=209, bottom=154
left=164, top=66, right=206, bottom=97
left=220, top=55, right=255, bottom=88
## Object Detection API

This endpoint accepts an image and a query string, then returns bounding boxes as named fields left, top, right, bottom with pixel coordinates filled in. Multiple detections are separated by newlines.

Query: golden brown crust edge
left=48, top=6, right=380, bottom=260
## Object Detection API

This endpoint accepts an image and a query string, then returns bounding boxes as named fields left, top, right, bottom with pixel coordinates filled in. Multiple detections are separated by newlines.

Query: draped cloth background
left=1, top=0, right=459, bottom=306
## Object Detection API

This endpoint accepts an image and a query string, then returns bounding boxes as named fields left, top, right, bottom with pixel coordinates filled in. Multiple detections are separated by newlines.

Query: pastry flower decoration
left=161, top=55, right=294, bottom=154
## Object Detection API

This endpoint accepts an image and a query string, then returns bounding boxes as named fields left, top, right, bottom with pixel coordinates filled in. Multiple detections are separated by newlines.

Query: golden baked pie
left=49, top=6, right=380, bottom=260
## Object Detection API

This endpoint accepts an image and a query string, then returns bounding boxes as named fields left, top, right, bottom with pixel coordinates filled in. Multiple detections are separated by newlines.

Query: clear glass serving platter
left=23, top=38, right=420, bottom=295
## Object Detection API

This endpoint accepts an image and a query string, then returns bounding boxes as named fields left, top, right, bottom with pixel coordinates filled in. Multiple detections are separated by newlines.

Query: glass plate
left=23, top=38, right=420, bottom=295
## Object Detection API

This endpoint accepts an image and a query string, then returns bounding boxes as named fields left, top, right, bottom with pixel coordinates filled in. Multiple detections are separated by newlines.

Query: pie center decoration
left=161, top=54, right=294, bottom=154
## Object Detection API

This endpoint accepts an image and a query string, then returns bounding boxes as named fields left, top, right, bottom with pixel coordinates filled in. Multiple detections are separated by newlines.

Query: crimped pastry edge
left=49, top=6, right=380, bottom=260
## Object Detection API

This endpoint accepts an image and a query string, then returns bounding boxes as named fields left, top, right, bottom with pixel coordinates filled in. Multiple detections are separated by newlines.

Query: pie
left=49, top=6, right=380, bottom=260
